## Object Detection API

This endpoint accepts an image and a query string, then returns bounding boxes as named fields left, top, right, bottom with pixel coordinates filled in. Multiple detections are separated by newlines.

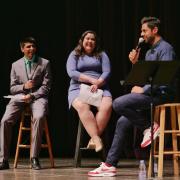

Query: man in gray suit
left=0, top=37, right=51, bottom=170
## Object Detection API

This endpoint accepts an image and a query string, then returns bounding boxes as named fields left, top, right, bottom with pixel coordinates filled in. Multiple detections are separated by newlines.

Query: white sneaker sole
left=88, top=172, right=116, bottom=177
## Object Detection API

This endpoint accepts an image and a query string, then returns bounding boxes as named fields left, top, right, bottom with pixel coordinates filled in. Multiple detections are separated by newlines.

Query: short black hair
left=20, top=36, right=37, bottom=48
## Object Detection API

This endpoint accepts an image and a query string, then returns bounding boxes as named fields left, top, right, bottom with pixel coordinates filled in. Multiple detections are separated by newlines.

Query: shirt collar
left=151, top=37, right=163, bottom=50
left=24, top=55, right=35, bottom=65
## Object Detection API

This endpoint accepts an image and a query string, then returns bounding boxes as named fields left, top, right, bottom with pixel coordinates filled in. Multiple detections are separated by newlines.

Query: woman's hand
left=91, top=78, right=104, bottom=88
left=90, top=84, right=98, bottom=93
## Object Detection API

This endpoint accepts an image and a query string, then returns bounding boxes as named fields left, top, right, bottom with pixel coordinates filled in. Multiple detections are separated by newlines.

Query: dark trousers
left=106, top=93, right=166, bottom=167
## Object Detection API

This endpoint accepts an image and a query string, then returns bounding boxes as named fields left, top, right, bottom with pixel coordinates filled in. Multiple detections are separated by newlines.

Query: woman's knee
left=72, top=100, right=90, bottom=114
left=100, top=97, right=112, bottom=111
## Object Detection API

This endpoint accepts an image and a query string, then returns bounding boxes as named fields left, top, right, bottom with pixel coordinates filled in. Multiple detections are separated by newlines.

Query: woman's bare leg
left=96, top=96, right=112, bottom=135
left=72, top=98, right=99, bottom=138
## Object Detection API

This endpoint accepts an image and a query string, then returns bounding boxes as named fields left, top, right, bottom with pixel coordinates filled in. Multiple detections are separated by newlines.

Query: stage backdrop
left=0, top=0, right=179, bottom=158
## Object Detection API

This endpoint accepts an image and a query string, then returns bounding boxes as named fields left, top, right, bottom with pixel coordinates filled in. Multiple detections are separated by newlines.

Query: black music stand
left=124, top=60, right=180, bottom=177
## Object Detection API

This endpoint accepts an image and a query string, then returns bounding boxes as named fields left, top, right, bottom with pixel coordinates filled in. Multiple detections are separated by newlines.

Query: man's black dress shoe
left=31, top=157, right=41, bottom=170
left=0, top=159, right=9, bottom=170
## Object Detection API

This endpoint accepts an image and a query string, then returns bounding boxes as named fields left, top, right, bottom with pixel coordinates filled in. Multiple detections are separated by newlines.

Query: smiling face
left=21, top=42, right=37, bottom=60
left=82, top=33, right=96, bottom=55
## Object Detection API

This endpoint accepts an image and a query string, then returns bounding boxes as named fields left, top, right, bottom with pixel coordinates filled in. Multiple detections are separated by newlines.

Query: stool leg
left=158, top=106, right=165, bottom=177
left=148, top=149, right=152, bottom=177
left=14, top=116, right=24, bottom=168
left=29, top=116, right=33, bottom=168
left=177, top=106, right=180, bottom=132
left=171, top=106, right=179, bottom=176
left=44, top=119, right=54, bottom=168
left=177, top=106, right=180, bottom=175
left=148, top=106, right=159, bottom=177
left=74, top=120, right=83, bottom=167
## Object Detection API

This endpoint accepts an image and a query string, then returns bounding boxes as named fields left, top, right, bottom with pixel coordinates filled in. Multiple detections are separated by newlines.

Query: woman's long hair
left=74, top=30, right=102, bottom=59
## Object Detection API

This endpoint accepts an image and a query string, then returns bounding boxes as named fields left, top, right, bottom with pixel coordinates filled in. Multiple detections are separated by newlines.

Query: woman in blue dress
left=66, top=30, right=112, bottom=152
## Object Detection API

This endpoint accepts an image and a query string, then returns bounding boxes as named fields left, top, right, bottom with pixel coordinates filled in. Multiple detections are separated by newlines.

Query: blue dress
left=66, top=50, right=112, bottom=108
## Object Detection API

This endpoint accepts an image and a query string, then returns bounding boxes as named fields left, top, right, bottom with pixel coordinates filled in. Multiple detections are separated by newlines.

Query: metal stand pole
left=150, top=77, right=155, bottom=177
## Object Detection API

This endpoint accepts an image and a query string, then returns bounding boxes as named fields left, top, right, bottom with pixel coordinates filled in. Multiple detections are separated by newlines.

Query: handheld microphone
left=136, top=37, right=144, bottom=50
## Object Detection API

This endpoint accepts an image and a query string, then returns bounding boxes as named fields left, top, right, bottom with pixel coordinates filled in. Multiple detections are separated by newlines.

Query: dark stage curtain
left=0, top=0, right=179, bottom=157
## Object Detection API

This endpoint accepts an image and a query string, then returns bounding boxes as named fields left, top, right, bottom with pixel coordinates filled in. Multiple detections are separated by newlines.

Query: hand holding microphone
left=136, top=37, right=144, bottom=50
left=129, top=37, right=144, bottom=64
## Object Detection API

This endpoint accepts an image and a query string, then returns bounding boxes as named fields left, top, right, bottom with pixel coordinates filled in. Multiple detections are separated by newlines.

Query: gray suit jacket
left=0, top=56, right=52, bottom=160
left=10, top=56, right=51, bottom=102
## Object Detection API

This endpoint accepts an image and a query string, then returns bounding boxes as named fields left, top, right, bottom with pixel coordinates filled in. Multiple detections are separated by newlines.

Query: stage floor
left=0, top=158, right=179, bottom=180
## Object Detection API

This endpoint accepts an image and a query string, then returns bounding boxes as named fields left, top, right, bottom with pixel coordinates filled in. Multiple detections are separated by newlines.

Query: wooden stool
left=74, top=120, right=106, bottom=167
left=14, top=107, right=54, bottom=168
left=148, top=103, right=180, bottom=177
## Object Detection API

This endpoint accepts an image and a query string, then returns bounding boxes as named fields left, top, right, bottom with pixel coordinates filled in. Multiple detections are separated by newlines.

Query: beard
left=146, top=36, right=155, bottom=45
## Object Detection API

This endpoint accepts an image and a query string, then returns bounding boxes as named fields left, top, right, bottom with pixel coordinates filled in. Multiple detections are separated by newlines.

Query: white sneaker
left=88, top=162, right=116, bottom=177
left=141, top=122, right=160, bottom=148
